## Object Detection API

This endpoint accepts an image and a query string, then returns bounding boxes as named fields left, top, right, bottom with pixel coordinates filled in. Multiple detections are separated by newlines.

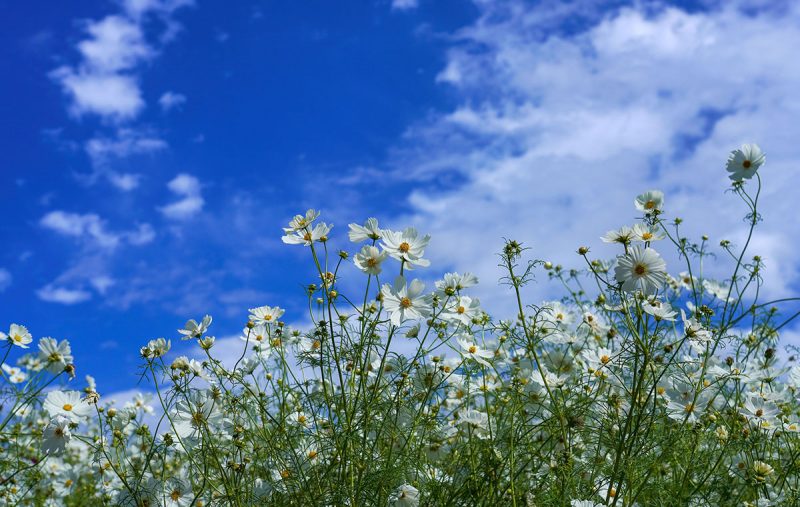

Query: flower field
left=3, top=144, right=800, bottom=506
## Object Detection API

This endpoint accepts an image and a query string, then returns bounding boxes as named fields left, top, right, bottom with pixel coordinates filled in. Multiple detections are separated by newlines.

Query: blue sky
left=3, top=0, right=800, bottom=395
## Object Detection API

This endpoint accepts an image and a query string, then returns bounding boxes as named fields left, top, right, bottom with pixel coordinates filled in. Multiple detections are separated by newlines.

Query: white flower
left=249, top=305, right=285, bottom=324
left=642, top=298, right=677, bottom=321
left=390, top=484, right=420, bottom=507
left=43, top=390, right=92, bottom=423
left=282, top=222, right=333, bottom=246
left=634, top=190, right=664, bottom=215
left=444, top=295, right=481, bottom=326
left=681, top=310, right=713, bottom=344
left=172, top=391, right=222, bottom=439
left=178, top=315, right=212, bottom=340
left=631, top=223, right=665, bottom=242
left=457, top=335, right=493, bottom=366
left=4, top=324, right=33, bottom=348
left=726, top=143, right=765, bottom=181
left=348, top=217, right=382, bottom=243
left=381, top=227, right=431, bottom=268
left=702, top=279, right=732, bottom=302
left=601, top=226, right=635, bottom=245
left=140, top=338, right=170, bottom=359
left=354, top=245, right=388, bottom=275
left=288, top=411, right=312, bottom=428
left=42, top=416, right=71, bottom=455
left=435, top=272, right=479, bottom=295
left=1, top=364, right=27, bottom=384
left=163, top=478, right=194, bottom=507
left=38, top=338, right=73, bottom=374
left=614, top=246, right=667, bottom=295
left=283, top=209, right=320, bottom=233
left=381, top=276, right=429, bottom=326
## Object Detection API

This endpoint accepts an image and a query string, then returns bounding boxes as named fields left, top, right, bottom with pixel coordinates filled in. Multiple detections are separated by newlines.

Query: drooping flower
left=614, top=246, right=667, bottom=295
left=634, top=190, right=664, bottom=215
left=390, top=484, right=420, bottom=507
left=726, top=143, right=765, bottom=181
left=381, top=227, right=431, bottom=268
left=348, top=217, right=382, bottom=243
left=353, top=245, right=388, bottom=275
left=601, top=226, right=635, bottom=245
left=38, top=338, right=73, bottom=375
left=41, top=416, right=71, bottom=455
left=381, top=276, right=429, bottom=326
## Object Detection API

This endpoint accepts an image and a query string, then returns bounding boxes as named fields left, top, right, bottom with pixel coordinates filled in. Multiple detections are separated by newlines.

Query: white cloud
left=40, top=211, right=120, bottom=249
left=159, top=173, right=205, bottom=220
left=37, top=285, right=92, bottom=305
left=84, top=128, right=168, bottom=190
left=392, top=0, right=419, bottom=11
left=40, top=211, right=155, bottom=248
left=51, top=68, right=144, bottom=121
left=158, top=91, right=186, bottom=111
left=0, top=269, right=11, bottom=292
left=386, top=1, right=800, bottom=315
left=52, top=2, right=191, bottom=121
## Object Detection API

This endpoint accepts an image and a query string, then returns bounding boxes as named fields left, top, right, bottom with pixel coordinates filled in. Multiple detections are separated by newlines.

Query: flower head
left=381, top=227, right=431, bottom=268
left=634, top=190, right=664, bottom=215
left=381, top=276, right=429, bottom=326
left=354, top=245, right=388, bottom=275
left=283, top=209, right=320, bottom=233
left=43, top=390, right=92, bottom=423
left=4, top=324, right=32, bottom=349
left=614, top=246, right=667, bottom=295
left=348, top=217, right=382, bottom=243
left=726, top=143, right=765, bottom=181
left=178, top=315, right=212, bottom=340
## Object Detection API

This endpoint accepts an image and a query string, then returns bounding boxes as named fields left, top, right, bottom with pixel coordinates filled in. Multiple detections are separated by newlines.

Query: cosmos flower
left=282, top=222, right=333, bottom=246
left=348, top=217, right=383, bottom=243
left=381, top=227, right=431, bottom=268
left=178, top=315, right=212, bottom=340
left=381, top=276, right=429, bottom=326
left=3, top=324, right=32, bottom=349
left=726, top=143, right=765, bottom=181
left=41, top=416, right=71, bottom=455
left=249, top=305, right=285, bottom=324
left=614, top=246, right=667, bottom=295
left=43, top=390, right=93, bottom=423
left=354, top=245, right=389, bottom=275
left=634, top=190, right=664, bottom=215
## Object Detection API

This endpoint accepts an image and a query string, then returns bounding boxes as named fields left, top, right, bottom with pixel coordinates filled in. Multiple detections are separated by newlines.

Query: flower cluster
left=3, top=144, right=799, bottom=507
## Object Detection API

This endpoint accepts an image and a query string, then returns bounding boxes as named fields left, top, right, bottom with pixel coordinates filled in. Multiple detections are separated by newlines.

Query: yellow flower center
left=303, top=232, right=312, bottom=241
left=297, top=415, right=307, bottom=424
left=634, top=264, right=647, bottom=276
left=609, top=487, right=617, bottom=498
left=644, top=200, right=656, bottom=209
left=171, top=491, right=181, bottom=501
left=468, top=346, right=477, bottom=354
left=12, top=335, right=22, bottom=343
left=400, top=297, right=412, bottom=308
left=62, top=404, right=73, bottom=411
left=642, top=232, right=653, bottom=240
left=600, top=355, right=610, bottom=364
left=755, top=409, right=763, bottom=417
left=308, top=450, right=318, bottom=459
left=399, top=242, right=410, bottom=253
left=264, top=315, right=272, bottom=321
left=367, top=258, right=377, bottom=267
left=457, top=306, right=466, bottom=314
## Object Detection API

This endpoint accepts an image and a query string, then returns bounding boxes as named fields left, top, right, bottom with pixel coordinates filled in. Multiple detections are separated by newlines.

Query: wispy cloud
left=386, top=0, right=800, bottom=312
left=0, top=269, right=11, bottom=292
left=40, top=211, right=122, bottom=249
left=37, top=285, right=92, bottom=305
left=158, top=91, right=186, bottom=112
left=159, top=173, right=205, bottom=220
left=391, top=0, right=419, bottom=11
left=84, top=128, right=168, bottom=190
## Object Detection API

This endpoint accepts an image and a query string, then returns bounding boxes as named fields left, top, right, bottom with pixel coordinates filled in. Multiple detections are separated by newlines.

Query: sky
left=2, top=0, right=800, bottom=395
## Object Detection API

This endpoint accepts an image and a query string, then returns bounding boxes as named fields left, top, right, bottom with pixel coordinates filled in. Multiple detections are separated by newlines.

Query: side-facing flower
left=614, top=246, right=667, bottom=295
left=283, top=209, right=320, bottom=233
left=348, top=217, right=382, bottom=243
left=381, top=276, right=429, bottom=326
left=38, top=338, right=74, bottom=375
left=178, top=315, right=212, bottom=340
left=726, top=143, right=765, bottom=181
left=249, top=305, right=285, bottom=325
left=282, top=222, right=333, bottom=246
left=4, top=324, right=33, bottom=348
